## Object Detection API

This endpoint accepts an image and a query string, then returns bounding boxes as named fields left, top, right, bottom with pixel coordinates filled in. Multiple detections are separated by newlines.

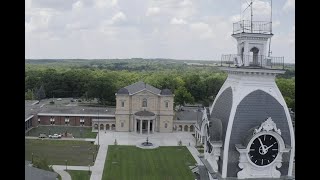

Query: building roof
left=25, top=165, right=58, bottom=180
left=117, top=88, right=129, bottom=94
left=123, top=81, right=161, bottom=95
left=38, top=105, right=116, bottom=116
left=175, top=106, right=202, bottom=121
left=135, top=110, right=155, bottom=116
left=160, top=89, right=173, bottom=95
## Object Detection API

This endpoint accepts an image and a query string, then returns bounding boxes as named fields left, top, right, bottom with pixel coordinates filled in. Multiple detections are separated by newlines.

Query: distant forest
left=25, top=59, right=295, bottom=111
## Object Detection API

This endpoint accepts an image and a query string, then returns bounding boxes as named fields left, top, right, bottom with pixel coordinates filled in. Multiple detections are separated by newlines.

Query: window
left=121, top=101, right=125, bottom=107
left=121, top=122, right=124, bottom=127
left=50, top=116, right=55, bottom=125
left=65, top=116, right=69, bottom=125
left=165, top=101, right=169, bottom=108
left=142, top=98, right=147, bottom=107
left=80, top=117, right=85, bottom=126
left=165, top=123, right=168, bottom=128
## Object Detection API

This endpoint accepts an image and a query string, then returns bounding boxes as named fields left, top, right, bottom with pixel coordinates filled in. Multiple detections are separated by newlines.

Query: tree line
left=25, top=64, right=294, bottom=111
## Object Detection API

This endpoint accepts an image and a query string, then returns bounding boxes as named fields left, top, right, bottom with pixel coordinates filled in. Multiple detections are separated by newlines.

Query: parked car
left=38, top=133, right=47, bottom=138
left=49, top=134, right=62, bottom=139
left=57, top=98, right=62, bottom=101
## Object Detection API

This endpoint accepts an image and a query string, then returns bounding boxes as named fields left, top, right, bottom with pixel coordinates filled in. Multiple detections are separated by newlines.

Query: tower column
left=152, top=119, right=155, bottom=133
left=134, top=119, right=137, bottom=133
left=140, top=120, right=142, bottom=134
left=148, top=120, right=150, bottom=134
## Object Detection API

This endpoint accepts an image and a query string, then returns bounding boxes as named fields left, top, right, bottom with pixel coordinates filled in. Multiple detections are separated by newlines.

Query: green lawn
left=102, top=146, right=196, bottom=180
left=26, top=126, right=97, bottom=138
left=25, top=139, right=99, bottom=166
left=67, top=170, right=91, bottom=180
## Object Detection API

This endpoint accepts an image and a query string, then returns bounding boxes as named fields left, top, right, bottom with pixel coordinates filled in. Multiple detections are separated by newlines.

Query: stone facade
left=115, top=81, right=174, bottom=133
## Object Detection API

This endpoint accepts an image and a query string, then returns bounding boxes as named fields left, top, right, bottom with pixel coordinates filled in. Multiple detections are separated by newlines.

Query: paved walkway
left=52, top=165, right=91, bottom=180
left=187, top=146, right=204, bottom=165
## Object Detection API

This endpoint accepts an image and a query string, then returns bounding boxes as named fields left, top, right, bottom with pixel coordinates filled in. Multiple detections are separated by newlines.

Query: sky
left=25, top=0, right=295, bottom=63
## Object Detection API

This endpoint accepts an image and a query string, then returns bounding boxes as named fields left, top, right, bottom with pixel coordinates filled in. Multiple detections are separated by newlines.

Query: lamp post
left=98, top=110, right=100, bottom=146
left=49, top=128, right=51, bottom=136
left=31, top=153, right=34, bottom=164
left=65, top=160, right=68, bottom=170
left=88, top=164, right=90, bottom=174
left=92, top=152, right=95, bottom=162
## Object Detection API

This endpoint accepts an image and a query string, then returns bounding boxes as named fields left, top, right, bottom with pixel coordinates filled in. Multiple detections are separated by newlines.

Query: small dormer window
left=142, top=98, right=147, bottom=107
left=121, top=101, right=125, bottom=107
left=165, top=101, right=169, bottom=108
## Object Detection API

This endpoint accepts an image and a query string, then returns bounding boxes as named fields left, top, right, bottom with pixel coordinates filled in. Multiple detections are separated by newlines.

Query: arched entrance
left=179, top=125, right=183, bottom=131
left=94, top=124, right=98, bottom=130
left=111, top=124, right=115, bottom=130
left=189, top=125, right=194, bottom=132
left=106, top=124, right=110, bottom=130
left=250, top=47, right=259, bottom=66
left=100, top=124, right=104, bottom=130
left=184, top=125, right=188, bottom=132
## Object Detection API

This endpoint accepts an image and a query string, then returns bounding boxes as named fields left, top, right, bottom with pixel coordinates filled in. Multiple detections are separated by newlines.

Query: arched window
left=121, top=122, right=124, bottom=127
left=121, top=101, right=125, bottom=107
left=165, top=123, right=168, bottom=128
left=142, top=98, right=147, bottom=107
left=165, top=101, right=169, bottom=108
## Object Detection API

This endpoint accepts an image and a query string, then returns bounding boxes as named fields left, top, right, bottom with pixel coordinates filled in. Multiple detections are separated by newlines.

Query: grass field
left=25, top=139, right=99, bottom=166
left=102, top=145, right=196, bottom=180
left=26, top=126, right=97, bottom=138
left=67, top=170, right=91, bottom=180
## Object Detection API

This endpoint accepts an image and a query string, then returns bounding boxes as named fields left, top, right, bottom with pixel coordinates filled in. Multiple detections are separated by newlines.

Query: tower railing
left=233, top=20, right=272, bottom=34
left=220, top=54, right=284, bottom=70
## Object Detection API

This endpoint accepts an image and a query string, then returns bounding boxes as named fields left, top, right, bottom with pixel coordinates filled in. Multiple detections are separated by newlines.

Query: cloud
left=189, top=22, right=215, bottom=39
left=31, top=0, right=77, bottom=11
left=283, top=0, right=295, bottom=11
left=146, top=7, right=160, bottom=16
left=110, top=12, right=127, bottom=24
left=94, top=0, right=118, bottom=9
left=170, top=18, right=187, bottom=25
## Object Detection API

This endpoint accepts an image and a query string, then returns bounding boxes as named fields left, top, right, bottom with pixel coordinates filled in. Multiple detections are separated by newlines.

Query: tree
left=25, top=89, right=34, bottom=100
left=35, top=85, right=46, bottom=100
left=174, top=87, right=195, bottom=107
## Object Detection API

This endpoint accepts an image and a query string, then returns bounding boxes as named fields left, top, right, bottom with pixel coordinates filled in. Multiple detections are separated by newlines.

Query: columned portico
left=134, top=110, right=156, bottom=134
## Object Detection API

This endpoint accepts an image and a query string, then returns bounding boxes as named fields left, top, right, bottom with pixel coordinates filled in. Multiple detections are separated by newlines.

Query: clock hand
left=265, top=142, right=276, bottom=151
left=258, top=138, right=267, bottom=154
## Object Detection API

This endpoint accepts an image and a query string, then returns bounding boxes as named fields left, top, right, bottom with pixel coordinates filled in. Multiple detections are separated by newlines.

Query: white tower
left=202, top=1, right=295, bottom=179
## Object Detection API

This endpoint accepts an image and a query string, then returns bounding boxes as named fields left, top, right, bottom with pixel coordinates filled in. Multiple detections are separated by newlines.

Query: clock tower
left=201, top=1, right=295, bottom=179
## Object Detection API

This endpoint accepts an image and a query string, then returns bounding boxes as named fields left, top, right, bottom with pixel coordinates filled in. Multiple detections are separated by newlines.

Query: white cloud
left=283, top=0, right=295, bottom=11
left=72, top=1, right=84, bottom=11
left=146, top=7, right=160, bottom=16
left=189, top=22, right=215, bottom=39
left=110, top=12, right=127, bottom=24
left=170, top=17, right=187, bottom=25
left=94, top=0, right=118, bottom=9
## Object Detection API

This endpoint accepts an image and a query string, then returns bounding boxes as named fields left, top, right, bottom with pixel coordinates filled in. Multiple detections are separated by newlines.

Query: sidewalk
left=90, top=144, right=108, bottom=180
left=52, top=165, right=91, bottom=180
left=187, top=146, right=204, bottom=165
left=25, top=136, right=96, bottom=141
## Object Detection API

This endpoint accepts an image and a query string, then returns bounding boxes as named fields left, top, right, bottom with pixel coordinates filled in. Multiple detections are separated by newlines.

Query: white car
left=57, top=98, right=62, bottom=101
left=49, top=134, right=62, bottom=139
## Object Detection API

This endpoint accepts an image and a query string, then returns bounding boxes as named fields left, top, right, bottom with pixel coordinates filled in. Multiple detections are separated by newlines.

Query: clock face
left=248, top=134, right=279, bottom=166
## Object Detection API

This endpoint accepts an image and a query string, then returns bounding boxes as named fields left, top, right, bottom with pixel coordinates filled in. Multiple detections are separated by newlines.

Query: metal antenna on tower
left=268, top=0, right=273, bottom=57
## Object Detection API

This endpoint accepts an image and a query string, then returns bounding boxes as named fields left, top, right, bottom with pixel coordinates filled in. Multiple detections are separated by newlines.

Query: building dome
left=160, top=89, right=172, bottom=95
left=117, top=88, right=129, bottom=94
